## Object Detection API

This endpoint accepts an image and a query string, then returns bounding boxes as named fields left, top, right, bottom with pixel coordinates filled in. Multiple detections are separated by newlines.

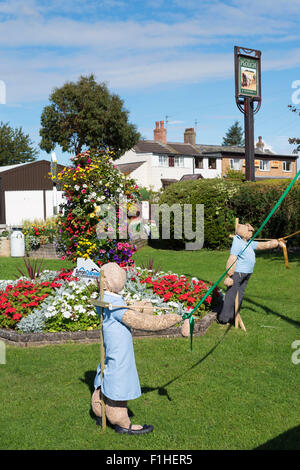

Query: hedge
left=156, top=178, right=300, bottom=249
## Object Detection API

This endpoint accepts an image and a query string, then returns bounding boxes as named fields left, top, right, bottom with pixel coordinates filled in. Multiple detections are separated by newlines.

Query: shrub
left=158, top=178, right=239, bottom=249
left=231, top=180, right=300, bottom=245
left=156, top=178, right=300, bottom=249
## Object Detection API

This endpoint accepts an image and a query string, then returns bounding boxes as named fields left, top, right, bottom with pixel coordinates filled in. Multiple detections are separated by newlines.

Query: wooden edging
left=0, top=312, right=217, bottom=348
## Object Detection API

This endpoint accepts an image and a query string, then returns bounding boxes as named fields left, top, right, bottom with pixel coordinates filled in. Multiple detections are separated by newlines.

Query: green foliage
left=159, top=179, right=239, bottom=249
left=39, top=74, right=140, bottom=158
left=0, top=121, right=38, bottom=166
left=157, top=178, right=300, bottom=249
left=231, top=180, right=300, bottom=245
left=225, top=169, right=246, bottom=181
left=222, top=120, right=245, bottom=147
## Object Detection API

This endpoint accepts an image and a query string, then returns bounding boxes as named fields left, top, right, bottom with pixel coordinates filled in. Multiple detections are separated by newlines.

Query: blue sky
left=0, top=0, right=300, bottom=166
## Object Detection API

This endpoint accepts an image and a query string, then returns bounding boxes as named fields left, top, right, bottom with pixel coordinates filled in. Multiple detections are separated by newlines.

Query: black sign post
left=234, top=46, right=261, bottom=181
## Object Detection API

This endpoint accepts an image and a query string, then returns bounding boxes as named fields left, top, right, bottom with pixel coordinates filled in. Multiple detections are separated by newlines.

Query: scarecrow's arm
left=224, top=254, right=237, bottom=287
left=122, top=301, right=182, bottom=331
left=256, top=239, right=284, bottom=250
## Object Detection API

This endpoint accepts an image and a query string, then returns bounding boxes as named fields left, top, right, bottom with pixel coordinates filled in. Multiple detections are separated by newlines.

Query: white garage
left=0, top=160, right=66, bottom=227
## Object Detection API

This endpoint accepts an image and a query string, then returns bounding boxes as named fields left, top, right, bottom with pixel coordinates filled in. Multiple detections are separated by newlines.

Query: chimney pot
left=153, top=120, right=167, bottom=144
left=256, top=136, right=264, bottom=151
left=184, top=127, right=196, bottom=145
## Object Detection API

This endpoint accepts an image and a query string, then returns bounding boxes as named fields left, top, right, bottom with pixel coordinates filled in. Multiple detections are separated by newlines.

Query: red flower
left=13, top=313, right=22, bottom=321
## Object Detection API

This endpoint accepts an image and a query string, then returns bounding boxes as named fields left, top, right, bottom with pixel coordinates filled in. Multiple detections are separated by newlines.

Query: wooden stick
left=234, top=291, right=246, bottom=332
left=229, top=234, right=272, bottom=240
left=89, top=299, right=173, bottom=311
left=235, top=217, right=239, bottom=232
left=99, top=270, right=106, bottom=433
left=279, top=238, right=289, bottom=269
left=234, top=292, right=239, bottom=329
left=281, top=229, right=300, bottom=240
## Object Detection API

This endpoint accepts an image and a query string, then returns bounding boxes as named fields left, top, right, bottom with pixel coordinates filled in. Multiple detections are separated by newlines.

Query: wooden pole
left=235, top=291, right=246, bottom=331
left=99, top=270, right=106, bottom=432
left=279, top=238, right=289, bottom=269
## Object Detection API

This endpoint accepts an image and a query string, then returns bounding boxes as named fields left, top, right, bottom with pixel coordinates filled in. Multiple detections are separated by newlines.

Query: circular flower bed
left=0, top=267, right=223, bottom=333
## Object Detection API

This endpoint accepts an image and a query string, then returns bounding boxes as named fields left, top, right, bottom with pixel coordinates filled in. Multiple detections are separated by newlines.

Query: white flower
left=168, top=301, right=179, bottom=308
left=62, top=310, right=72, bottom=319
left=74, top=185, right=80, bottom=191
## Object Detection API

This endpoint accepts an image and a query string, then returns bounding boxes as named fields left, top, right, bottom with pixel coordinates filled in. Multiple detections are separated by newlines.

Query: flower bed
left=23, top=218, right=57, bottom=253
left=0, top=266, right=222, bottom=334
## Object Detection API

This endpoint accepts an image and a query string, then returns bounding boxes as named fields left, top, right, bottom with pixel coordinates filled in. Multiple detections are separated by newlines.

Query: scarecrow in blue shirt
left=217, top=223, right=284, bottom=325
left=91, top=262, right=183, bottom=435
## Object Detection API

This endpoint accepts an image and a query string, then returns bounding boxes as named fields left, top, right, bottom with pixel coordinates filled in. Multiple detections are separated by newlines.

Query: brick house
left=115, top=121, right=298, bottom=190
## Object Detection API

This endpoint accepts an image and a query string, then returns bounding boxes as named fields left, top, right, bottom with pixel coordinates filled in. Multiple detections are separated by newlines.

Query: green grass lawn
left=0, top=247, right=299, bottom=450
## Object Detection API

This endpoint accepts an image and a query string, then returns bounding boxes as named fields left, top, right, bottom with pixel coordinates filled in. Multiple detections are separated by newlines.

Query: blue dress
left=93, top=291, right=142, bottom=401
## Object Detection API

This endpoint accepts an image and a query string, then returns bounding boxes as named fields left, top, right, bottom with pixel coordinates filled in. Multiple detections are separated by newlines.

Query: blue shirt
left=230, top=235, right=258, bottom=274
left=93, top=292, right=141, bottom=401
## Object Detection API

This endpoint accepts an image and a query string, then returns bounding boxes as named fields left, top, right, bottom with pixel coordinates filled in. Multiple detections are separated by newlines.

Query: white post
left=51, top=152, right=57, bottom=216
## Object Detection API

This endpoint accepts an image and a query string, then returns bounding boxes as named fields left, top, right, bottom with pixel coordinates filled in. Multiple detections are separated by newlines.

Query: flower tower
left=55, top=149, right=141, bottom=267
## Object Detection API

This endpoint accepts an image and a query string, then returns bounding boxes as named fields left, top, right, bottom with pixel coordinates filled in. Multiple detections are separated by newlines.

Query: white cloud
left=0, top=0, right=299, bottom=103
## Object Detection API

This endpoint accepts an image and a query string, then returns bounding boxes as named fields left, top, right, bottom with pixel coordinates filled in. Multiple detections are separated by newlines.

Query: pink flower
left=81, top=189, right=86, bottom=194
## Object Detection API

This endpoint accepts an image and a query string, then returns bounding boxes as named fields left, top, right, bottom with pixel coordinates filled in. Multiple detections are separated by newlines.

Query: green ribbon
left=182, top=169, right=300, bottom=351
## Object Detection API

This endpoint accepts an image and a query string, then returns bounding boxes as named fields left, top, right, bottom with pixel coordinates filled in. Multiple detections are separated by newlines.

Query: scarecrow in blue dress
left=91, top=262, right=183, bottom=435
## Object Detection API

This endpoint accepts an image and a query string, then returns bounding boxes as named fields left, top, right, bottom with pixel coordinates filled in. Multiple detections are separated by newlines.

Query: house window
left=174, top=157, right=184, bottom=168
left=168, top=156, right=175, bottom=167
left=208, top=158, right=216, bottom=169
left=158, top=155, right=168, bottom=167
left=195, top=157, right=203, bottom=169
left=259, top=160, right=270, bottom=171
left=230, top=159, right=241, bottom=170
left=283, top=161, right=292, bottom=172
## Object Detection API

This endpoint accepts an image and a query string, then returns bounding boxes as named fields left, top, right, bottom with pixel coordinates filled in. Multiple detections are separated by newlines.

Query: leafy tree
left=39, top=74, right=140, bottom=159
left=0, top=122, right=38, bottom=166
left=222, top=120, right=244, bottom=147
left=288, top=104, right=300, bottom=151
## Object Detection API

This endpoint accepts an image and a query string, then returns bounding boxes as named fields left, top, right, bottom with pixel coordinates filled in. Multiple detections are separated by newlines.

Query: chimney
left=153, top=120, right=167, bottom=144
left=184, top=128, right=196, bottom=145
left=256, top=136, right=264, bottom=152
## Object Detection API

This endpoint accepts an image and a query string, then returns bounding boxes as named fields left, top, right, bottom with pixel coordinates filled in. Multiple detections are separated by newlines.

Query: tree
left=288, top=104, right=300, bottom=151
left=222, top=120, right=244, bottom=147
left=39, top=74, right=140, bottom=159
left=0, top=122, right=38, bottom=166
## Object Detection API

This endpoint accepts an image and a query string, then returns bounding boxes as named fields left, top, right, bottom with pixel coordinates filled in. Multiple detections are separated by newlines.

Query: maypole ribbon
left=183, top=168, right=300, bottom=351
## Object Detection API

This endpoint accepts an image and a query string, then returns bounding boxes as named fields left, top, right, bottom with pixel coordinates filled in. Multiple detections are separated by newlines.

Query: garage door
left=5, top=191, right=44, bottom=226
